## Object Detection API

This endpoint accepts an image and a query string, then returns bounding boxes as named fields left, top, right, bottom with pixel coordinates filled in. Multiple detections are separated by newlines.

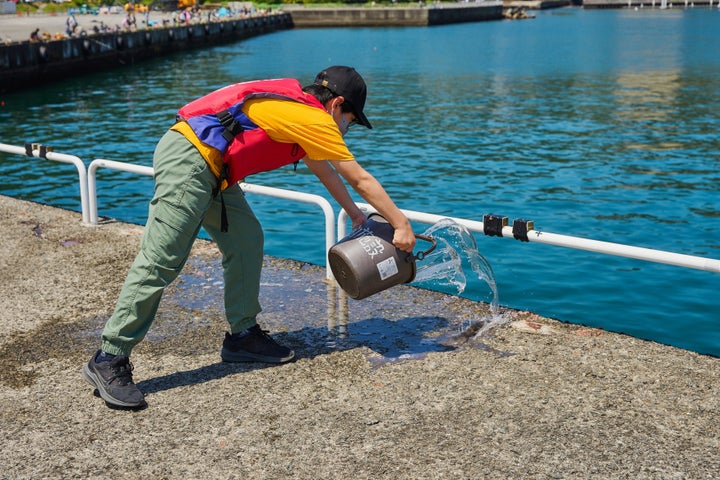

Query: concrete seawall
left=0, top=4, right=504, bottom=92
left=288, top=4, right=503, bottom=27
left=583, top=0, right=716, bottom=6
left=0, top=13, right=293, bottom=92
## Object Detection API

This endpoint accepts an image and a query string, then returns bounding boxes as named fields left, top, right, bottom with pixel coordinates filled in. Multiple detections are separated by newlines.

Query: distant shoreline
left=3, top=1, right=716, bottom=92
left=0, top=3, right=504, bottom=92
left=0, top=12, right=294, bottom=92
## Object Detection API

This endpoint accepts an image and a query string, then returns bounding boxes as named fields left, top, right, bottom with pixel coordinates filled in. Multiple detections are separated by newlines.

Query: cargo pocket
left=169, top=158, right=215, bottom=215
left=142, top=205, right=201, bottom=272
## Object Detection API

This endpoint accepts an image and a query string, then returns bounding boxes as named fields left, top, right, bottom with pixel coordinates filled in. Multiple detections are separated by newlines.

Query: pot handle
left=413, top=234, right=436, bottom=261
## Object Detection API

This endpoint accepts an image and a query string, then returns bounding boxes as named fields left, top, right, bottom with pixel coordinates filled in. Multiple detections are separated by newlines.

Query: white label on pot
left=377, top=256, right=399, bottom=280
left=359, top=236, right=385, bottom=258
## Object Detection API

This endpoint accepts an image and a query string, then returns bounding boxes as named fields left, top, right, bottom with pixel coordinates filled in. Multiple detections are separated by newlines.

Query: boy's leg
left=101, top=130, right=216, bottom=356
left=203, top=185, right=294, bottom=363
left=202, top=184, right=263, bottom=334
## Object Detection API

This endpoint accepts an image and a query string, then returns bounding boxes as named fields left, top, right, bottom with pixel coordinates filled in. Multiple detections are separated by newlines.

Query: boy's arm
left=303, top=158, right=367, bottom=229
left=329, top=159, right=416, bottom=253
left=304, top=158, right=415, bottom=252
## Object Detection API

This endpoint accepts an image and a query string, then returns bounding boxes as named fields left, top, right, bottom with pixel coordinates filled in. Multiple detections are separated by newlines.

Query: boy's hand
left=350, top=212, right=368, bottom=230
left=392, top=225, right=416, bottom=253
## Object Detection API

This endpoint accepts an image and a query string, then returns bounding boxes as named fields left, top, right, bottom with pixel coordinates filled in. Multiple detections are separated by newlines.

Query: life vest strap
left=211, top=163, right=230, bottom=233
left=219, top=192, right=228, bottom=233
left=216, top=109, right=243, bottom=143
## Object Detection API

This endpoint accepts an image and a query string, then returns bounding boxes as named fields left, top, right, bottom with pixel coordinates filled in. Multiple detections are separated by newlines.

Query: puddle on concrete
left=163, top=254, right=513, bottom=365
left=0, top=253, right=512, bottom=389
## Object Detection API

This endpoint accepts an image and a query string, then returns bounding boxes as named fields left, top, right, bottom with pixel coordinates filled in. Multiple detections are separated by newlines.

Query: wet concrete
left=1, top=194, right=719, bottom=479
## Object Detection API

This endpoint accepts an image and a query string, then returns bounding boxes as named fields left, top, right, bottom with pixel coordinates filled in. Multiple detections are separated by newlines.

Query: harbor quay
left=0, top=3, right=505, bottom=92
left=0, top=10, right=295, bottom=92
left=584, top=0, right=719, bottom=6
left=4, top=1, right=717, bottom=91
left=0, top=194, right=718, bottom=477
left=0, top=1, right=593, bottom=92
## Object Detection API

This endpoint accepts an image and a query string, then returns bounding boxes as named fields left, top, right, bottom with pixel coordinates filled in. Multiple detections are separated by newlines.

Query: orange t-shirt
left=171, top=96, right=354, bottom=183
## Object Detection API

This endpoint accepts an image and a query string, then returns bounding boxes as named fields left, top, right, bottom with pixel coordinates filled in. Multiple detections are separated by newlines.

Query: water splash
left=412, top=234, right=466, bottom=295
left=412, top=219, right=508, bottom=338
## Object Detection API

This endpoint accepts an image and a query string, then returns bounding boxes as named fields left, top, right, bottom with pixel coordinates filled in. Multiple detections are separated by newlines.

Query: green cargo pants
left=101, top=129, right=263, bottom=356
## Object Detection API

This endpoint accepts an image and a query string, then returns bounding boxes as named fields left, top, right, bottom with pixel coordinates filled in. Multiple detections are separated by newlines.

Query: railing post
left=0, top=142, right=90, bottom=224
left=88, top=159, right=154, bottom=225
left=239, top=182, right=336, bottom=279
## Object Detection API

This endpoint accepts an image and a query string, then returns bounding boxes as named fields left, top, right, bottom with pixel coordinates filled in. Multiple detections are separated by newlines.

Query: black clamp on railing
left=512, top=218, right=535, bottom=242
left=483, top=214, right=507, bottom=237
left=24, top=143, right=53, bottom=159
left=38, top=144, right=51, bottom=159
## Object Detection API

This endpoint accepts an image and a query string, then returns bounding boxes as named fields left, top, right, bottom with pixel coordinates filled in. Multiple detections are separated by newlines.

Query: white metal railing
left=2, top=142, right=720, bottom=276
left=88, top=158, right=154, bottom=225
left=0, top=142, right=90, bottom=223
left=339, top=204, right=720, bottom=274
left=86, top=159, right=337, bottom=278
left=238, top=182, right=335, bottom=278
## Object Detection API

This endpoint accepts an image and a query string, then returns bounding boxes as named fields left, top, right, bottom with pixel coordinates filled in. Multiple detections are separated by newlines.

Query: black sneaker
left=82, top=350, right=146, bottom=408
left=221, top=325, right=295, bottom=363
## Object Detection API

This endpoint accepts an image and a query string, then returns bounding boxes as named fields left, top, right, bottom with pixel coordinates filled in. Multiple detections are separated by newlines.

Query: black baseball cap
left=313, top=66, right=372, bottom=129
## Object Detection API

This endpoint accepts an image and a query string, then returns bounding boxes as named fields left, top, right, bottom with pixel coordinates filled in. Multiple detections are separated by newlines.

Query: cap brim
left=356, top=111, right=372, bottom=130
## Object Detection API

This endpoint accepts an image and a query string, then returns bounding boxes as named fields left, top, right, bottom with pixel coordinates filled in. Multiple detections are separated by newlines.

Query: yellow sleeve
left=242, top=98, right=354, bottom=162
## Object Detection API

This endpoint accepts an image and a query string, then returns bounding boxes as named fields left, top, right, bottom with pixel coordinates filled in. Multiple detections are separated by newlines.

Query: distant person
left=29, top=28, right=40, bottom=42
left=66, top=14, right=77, bottom=37
left=180, top=8, right=192, bottom=24
left=82, top=66, right=417, bottom=409
left=122, top=13, right=136, bottom=31
left=92, top=22, right=110, bottom=35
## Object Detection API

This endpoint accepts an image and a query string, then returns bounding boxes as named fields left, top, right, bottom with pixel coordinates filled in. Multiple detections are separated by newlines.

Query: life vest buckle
left=216, top=109, right=243, bottom=143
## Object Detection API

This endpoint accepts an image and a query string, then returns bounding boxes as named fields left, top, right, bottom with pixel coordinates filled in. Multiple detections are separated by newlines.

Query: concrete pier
left=584, top=0, right=717, bottom=7
left=287, top=3, right=504, bottom=27
left=0, top=4, right=506, bottom=92
left=0, top=13, right=293, bottom=92
left=0, top=194, right=718, bottom=478
left=503, top=0, right=573, bottom=8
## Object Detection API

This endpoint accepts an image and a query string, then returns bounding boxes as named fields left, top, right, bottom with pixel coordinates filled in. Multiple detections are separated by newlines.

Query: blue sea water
left=1, top=7, right=718, bottom=355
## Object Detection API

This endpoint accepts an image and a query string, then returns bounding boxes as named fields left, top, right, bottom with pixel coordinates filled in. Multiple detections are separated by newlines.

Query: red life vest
left=176, top=78, right=325, bottom=186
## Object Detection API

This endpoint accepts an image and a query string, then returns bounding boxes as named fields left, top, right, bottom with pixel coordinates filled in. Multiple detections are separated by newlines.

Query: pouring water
left=412, top=219, right=507, bottom=339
